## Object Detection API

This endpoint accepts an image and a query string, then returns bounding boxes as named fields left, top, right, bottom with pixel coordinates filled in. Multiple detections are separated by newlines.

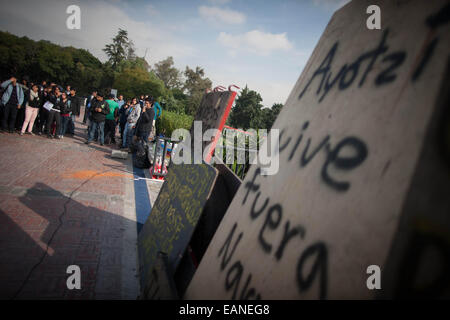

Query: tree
left=103, top=29, right=134, bottom=70
left=228, top=86, right=265, bottom=130
left=113, top=67, right=165, bottom=99
left=183, top=66, right=212, bottom=115
left=154, top=56, right=181, bottom=90
left=262, top=103, right=283, bottom=129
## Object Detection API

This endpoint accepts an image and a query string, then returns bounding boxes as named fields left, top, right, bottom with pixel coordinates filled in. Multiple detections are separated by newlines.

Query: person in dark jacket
left=15, top=77, right=30, bottom=131
left=135, top=98, right=155, bottom=143
left=68, top=88, right=81, bottom=135
left=118, top=99, right=131, bottom=141
left=59, top=92, right=72, bottom=138
left=83, top=90, right=97, bottom=124
left=36, top=85, right=51, bottom=135
left=46, top=86, right=62, bottom=139
left=1, top=77, right=24, bottom=133
left=85, top=92, right=109, bottom=146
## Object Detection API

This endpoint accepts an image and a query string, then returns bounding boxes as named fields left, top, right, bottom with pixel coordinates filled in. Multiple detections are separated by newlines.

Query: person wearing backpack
left=1, top=77, right=24, bottom=133
left=20, top=84, right=41, bottom=135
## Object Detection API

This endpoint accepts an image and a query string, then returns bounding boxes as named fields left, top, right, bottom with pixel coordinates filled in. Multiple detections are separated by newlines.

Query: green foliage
left=154, top=56, right=182, bottom=90
left=113, top=67, right=165, bottom=100
left=228, top=86, right=264, bottom=130
left=156, top=110, right=193, bottom=137
left=160, top=90, right=185, bottom=114
left=116, top=57, right=150, bottom=73
left=228, top=86, right=283, bottom=130
left=261, top=102, right=283, bottom=130
left=183, top=66, right=212, bottom=116
left=103, top=29, right=135, bottom=70
left=0, top=31, right=104, bottom=95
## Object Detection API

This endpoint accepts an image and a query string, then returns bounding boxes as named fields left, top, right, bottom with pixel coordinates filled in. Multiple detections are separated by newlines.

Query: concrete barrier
left=185, top=0, right=450, bottom=299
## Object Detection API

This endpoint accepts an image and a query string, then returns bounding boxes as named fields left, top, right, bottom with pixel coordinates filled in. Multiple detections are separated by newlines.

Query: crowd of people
left=0, top=76, right=162, bottom=151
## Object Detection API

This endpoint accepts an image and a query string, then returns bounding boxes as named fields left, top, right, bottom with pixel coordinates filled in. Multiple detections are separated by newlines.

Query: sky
left=0, top=0, right=350, bottom=108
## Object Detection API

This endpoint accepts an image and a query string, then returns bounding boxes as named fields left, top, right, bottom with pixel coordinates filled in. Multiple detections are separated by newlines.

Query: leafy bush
left=156, top=110, right=193, bottom=138
left=160, top=90, right=185, bottom=114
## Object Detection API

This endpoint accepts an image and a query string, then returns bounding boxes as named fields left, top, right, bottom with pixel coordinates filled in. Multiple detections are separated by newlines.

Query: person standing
left=118, top=99, right=131, bottom=141
left=121, top=98, right=141, bottom=149
left=135, top=98, right=155, bottom=143
left=83, top=90, right=97, bottom=124
left=104, top=94, right=119, bottom=144
left=46, top=86, right=62, bottom=139
left=117, top=95, right=124, bottom=108
left=68, top=88, right=81, bottom=135
left=59, top=92, right=72, bottom=138
left=20, top=84, right=41, bottom=135
left=85, top=92, right=109, bottom=146
left=150, top=98, right=162, bottom=140
left=37, top=86, right=51, bottom=135
left=1, top=77, right=24, bottom=133
left=15, top=77, right=30, bottom=131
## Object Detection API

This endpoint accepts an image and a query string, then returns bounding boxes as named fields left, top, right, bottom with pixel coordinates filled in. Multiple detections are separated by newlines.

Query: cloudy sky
left=0, top=0, right=350, bottom=107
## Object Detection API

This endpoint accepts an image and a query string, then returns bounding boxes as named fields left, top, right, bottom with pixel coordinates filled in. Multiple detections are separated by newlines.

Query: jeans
left=1, top=103, right=18, bottom=131
left=104, top=119, right=117, bottom=144
left=88, top=121, right=105, bottom=144
left=83, top=106, right=89, bottom=123
left=46, top=111, right=61, bottom=136
left=68, top=114, right=76, bottom=134
left=119, top=121, right=126, bottom=140
left=122, top=122, right=135, bottom=148
left=37, top=108, right=48, bottom=133
left=60, top=115, right=71, bottom=136
left=137, top=130, right=150, bottom=143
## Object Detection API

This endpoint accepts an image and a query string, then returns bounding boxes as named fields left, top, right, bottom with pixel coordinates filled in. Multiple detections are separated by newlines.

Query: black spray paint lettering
left=298, top=29, right=411, bottom=103
left=279, top=121, right=368, bottom=192
left=218, top=222, right=243, bottom=271
left=258, top=204, right=282, bottom=254
left=218, top=223, right=262, bottom=300
left=225, top=261, right=261, bottom=300
left=413, top=3, right=450, bottom=82
left=297, top=242, right=328, bottom=300
left=244, top=171, right=306, bottom=260
left=242, top=170, right=328, bottom=298
left=321, top=137, right=368, bottom=192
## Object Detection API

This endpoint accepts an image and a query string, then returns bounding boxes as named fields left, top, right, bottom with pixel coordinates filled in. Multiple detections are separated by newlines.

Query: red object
left=150, top=160, right=167, bottom=180
left=204, top=89, right=237, bottom=163
left=228, top=84, right=240, bottom=92
left=213, top=86, right=226, bottom=92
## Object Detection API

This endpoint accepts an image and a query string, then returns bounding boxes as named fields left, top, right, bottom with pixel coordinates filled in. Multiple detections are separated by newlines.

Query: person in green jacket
left=104, top=94, right=119, bottom=144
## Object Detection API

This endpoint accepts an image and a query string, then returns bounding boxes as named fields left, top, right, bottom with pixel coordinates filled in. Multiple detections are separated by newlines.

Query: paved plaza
left=0, top=113, right=162, bottom=299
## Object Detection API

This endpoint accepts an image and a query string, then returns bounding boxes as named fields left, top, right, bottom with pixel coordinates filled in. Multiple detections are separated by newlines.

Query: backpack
left=132, top=138, right=151, bottom=169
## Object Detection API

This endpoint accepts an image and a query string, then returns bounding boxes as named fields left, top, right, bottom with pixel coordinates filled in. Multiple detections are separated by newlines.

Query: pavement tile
left=0, top=119, right=140, bottom=300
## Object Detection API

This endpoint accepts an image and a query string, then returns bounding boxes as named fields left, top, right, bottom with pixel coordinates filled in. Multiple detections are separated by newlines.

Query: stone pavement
left=0, top=113, right=162, bottom=299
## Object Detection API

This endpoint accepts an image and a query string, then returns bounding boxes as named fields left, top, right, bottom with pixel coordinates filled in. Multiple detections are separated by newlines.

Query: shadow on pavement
left=0, top=182, right=139, bottom=300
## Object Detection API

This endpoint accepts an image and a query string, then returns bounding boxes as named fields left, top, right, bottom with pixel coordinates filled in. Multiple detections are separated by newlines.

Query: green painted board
left=138, top=164, right=218, bottom=298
